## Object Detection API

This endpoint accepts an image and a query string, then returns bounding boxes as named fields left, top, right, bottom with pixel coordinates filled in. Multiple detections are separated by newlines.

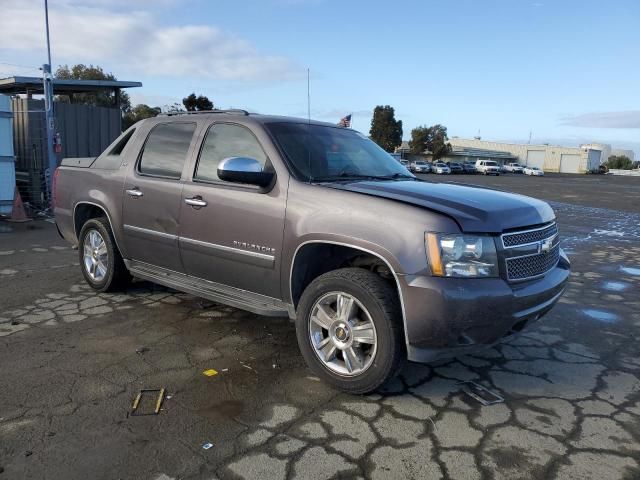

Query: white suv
left=410, top=160, right=431, bottom=173
left=504, top=163, right=524, bottom=173
left=475, top=160, right=501, bottom=175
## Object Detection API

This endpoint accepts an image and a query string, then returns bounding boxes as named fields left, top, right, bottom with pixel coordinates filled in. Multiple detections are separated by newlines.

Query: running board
left=126, top=260, right=291, bottom=317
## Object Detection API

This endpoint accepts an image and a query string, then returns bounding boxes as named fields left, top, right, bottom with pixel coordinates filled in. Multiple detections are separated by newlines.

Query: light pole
left=43, top=0, right=56, bottom=207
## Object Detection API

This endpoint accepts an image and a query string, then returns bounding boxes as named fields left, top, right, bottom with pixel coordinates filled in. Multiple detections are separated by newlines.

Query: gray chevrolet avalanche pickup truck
left=54, top=110, right=570, bottom=393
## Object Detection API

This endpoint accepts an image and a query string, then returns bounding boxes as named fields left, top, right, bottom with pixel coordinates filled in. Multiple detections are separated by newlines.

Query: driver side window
left=195, top=123, right=268, bottom=182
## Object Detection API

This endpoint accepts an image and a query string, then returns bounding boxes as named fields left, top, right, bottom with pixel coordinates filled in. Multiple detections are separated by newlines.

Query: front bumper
left=401, top=250, right=570, bottom=362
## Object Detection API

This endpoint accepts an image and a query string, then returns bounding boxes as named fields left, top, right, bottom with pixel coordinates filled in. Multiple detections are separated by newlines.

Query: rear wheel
left=78, top=217, right=130, bottom=292
left=296, top=268, right=404, bottom=394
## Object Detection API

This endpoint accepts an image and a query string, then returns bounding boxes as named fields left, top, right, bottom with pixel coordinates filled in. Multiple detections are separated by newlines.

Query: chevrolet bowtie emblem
left=539, top=238, right=553, bottom=254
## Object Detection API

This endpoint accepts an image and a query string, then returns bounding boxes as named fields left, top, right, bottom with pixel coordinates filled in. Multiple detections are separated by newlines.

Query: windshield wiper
left=368, top=173, right=419, bottom=181
left=311, top=173, right=377, bottom=182
left=312, top=172, right=418, bottom=183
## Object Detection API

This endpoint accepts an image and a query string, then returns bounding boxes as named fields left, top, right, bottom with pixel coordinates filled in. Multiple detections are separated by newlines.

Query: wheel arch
left=73, top=202, right=123, bottom=255
left=289, top=240, right=409, bottom=346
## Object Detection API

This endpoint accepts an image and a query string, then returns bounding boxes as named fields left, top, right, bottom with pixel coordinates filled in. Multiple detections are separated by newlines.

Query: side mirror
left=217, top=157, right=274, bottom=187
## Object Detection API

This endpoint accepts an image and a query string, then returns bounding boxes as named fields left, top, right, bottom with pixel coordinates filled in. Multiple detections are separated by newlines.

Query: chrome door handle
left=184, top=197, right=207, bottom=207
left=126, top=188, right=143, bottom=198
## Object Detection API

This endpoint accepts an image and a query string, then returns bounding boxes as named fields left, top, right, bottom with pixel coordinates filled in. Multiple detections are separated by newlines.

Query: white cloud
left=559, top=111, right=640, bottom=129
left=0, top=0, right=301, bottom=82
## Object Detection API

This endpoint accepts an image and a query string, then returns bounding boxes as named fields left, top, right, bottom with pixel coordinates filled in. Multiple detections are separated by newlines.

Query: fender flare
left=289, top=239, right=410, bottom=349
left=73, top=201, right=124, bottom=255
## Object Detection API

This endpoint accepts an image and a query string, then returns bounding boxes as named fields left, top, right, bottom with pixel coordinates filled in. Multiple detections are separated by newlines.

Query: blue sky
left=1, top=0, right=639, bottom=153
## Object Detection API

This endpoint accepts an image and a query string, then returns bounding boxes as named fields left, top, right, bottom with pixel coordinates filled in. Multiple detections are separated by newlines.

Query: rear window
left=138, top=123, right=196, bottom=178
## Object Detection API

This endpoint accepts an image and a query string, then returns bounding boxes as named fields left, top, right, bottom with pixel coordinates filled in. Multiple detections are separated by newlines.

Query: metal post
left=44, top=0, right=52, bottom=68
left=43, top=0, right=56, bottom=207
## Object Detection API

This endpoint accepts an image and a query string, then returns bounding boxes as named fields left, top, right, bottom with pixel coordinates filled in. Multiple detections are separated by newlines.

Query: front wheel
left=78, top=217, right=130, bottom=292
left=296, top=268, right=404, bottom=394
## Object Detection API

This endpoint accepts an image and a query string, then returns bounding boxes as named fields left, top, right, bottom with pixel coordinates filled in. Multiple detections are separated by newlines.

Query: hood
left=326, top=180, right=555, bottom=233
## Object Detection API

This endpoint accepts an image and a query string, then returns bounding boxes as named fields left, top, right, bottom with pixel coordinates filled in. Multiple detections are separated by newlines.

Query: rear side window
left=109, top=128, right=136, bottom=156
left=138, top=123, right=196, bottom=178
left=91, top=129, right=136, bottom=170
left=195, top=124, right=267, bottom=182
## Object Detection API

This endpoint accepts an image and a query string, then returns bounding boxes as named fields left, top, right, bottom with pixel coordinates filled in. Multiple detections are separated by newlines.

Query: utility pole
left=43, top=0, right=56, bottom=207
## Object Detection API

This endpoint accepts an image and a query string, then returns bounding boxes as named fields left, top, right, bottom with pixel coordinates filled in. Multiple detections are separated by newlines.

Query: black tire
left=296, top=268, right=404, bottom=394
left=78, top=217, right=130, bottom=292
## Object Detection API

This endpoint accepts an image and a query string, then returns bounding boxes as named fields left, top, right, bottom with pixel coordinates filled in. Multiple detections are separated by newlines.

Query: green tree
left=54, top=64, right=131, bottom=114
left=409, top=126, right=429, bottom=155
left=163, top=102, right=186, bottom=114
left=369, top=105, right=403, bottom=152
left=606, top=155, right=633, bottom=170
left=182, top=92, right=214, bottom=111
left=409, top=124, right=451, bottom=160
left=123, top=104, right=161, bottom=129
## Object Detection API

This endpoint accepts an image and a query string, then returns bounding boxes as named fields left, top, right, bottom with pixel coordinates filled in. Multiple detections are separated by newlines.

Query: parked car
left=504, top=162, right=525, bottom=173
left=447, top=162, right=464, bottom=174
left=433, top=162, right=451, bottom=174
left=54, top=111, right=569, bottom=394
left=524, top=166, right=544, bottom=176
left=400, top=159, right=410, bottom=169
left=475, top=160, right=501, bottom=175
left=409, top=160, right=431, bottom=173
left=462, top=162, right=477, bottom=174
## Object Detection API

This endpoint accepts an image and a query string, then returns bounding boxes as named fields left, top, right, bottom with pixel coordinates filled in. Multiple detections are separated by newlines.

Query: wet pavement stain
left=602, top=281, right=630, bottom=292
left=582, top=309, right=619, bottom=323
left=197, top=400, right=245, bottom=420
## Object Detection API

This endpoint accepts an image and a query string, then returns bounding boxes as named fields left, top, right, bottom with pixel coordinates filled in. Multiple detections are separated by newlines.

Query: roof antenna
left=307, top=68, right=311, bottom=124
left=306, top=67, right=312, bottom=183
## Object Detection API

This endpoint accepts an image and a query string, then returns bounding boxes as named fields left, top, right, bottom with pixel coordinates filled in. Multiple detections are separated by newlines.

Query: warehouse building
left=580, top=143, right=635, bottom=163
left=443, top=146, right=516, bottom=165
left=446, top=137, right=602, bottom=173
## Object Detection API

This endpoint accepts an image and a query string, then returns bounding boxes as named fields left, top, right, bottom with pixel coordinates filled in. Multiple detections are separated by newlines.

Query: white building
left=610, top=148, right=635, bottom=161
left=580, top=144, right=635, bottom=165
left=447, top=137, right=601, bottom=173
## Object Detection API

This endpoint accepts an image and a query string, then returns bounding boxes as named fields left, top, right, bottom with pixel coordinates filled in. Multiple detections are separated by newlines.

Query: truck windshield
left=266, top=122, right=414, bottom=182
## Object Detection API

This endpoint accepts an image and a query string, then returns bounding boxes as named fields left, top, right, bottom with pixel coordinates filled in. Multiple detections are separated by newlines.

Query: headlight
left=426, top=233, right=498, bottom=278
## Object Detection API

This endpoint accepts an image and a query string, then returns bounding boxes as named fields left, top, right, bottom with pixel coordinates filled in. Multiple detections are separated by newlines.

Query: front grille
left=506, top=244, right=560, bottom=280
left=502, top=223, right=558, bottom=248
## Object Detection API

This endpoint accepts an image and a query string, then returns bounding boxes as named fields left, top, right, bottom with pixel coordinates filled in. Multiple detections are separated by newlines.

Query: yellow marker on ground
left=203, top=369, right=218, bottom=377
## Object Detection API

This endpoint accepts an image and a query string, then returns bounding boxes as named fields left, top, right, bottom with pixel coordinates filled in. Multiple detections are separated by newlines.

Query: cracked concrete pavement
left=0, top=174, right=639, bottom=479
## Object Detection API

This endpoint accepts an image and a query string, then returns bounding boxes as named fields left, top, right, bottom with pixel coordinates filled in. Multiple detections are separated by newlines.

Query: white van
left=475, top=160, right=501, bottom=175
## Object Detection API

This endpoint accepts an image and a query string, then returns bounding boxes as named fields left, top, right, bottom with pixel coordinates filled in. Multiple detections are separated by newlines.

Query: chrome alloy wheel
left=309, top=292, right=378, bottom=377
left=83, top=229, right=108, bottom=282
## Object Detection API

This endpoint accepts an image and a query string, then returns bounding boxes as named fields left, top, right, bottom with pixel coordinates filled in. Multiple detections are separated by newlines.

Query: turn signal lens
left=426, top=233, right=444, bottom=276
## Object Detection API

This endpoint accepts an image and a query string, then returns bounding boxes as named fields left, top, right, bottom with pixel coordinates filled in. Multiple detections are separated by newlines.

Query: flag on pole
left=337, top=114, right=352, bottom=128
